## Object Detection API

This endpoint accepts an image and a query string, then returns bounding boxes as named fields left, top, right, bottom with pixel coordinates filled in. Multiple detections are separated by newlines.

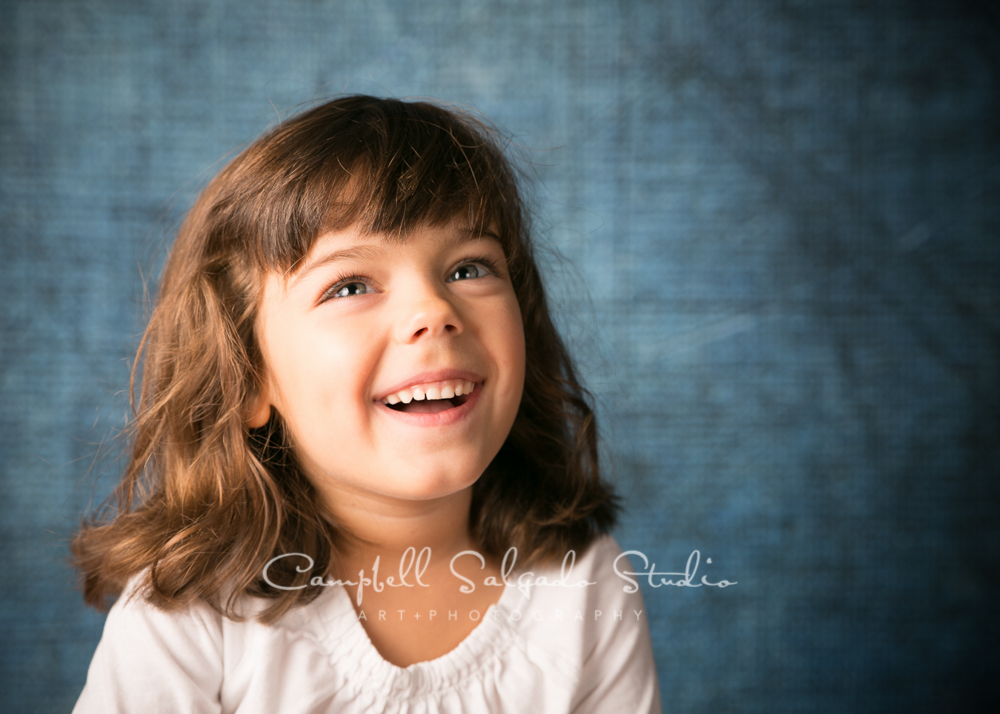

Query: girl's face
left=251, top=221, right=525, bottom=511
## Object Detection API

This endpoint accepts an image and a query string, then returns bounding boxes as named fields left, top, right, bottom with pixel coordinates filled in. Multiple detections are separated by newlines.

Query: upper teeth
left=383, top=380, right=476, bottom=405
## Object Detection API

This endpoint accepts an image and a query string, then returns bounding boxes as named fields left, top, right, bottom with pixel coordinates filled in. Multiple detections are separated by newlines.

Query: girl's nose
left=396, top=284, right=465, bottom=343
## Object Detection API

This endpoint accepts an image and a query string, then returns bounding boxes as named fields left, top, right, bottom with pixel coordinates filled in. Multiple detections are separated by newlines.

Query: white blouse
left=74, top=536, right=661, bottom=713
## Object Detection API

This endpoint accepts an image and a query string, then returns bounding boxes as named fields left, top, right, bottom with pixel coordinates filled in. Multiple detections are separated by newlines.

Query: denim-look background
left=2, top=1, right=997, bottom=711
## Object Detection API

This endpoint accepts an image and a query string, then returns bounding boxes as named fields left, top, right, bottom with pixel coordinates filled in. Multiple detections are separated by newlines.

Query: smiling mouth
left=386, top=393, right=471, bottom=414
left=381, top=379, right=477, bottom=414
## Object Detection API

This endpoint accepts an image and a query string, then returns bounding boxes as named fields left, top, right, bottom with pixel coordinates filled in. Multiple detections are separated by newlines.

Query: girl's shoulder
left=483, top=535, right=660, bottom=712
left=73, top=573, right=226, bottom=713
left=73, top=571, right=322, bottom=713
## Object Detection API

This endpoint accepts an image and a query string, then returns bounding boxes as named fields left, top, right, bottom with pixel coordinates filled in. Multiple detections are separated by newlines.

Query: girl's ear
left=246, top=381, right=274, bottom=429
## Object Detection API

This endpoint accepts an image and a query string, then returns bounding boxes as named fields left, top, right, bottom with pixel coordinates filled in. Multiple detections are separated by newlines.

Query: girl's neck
left=326, top=485, right=478, bottom=573
left=324, top=484, right=505, bottom=668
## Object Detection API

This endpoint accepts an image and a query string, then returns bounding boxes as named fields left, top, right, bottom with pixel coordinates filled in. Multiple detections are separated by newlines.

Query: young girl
left=72, top=95, right=661, bottom=713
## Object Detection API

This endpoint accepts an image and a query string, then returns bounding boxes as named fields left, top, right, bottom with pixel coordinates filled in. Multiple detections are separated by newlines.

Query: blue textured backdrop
left=2, top=1, right=998, bottom=711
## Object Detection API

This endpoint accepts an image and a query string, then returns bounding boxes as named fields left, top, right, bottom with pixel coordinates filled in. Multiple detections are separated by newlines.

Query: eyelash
left=318, top=255, right=503, bottom=303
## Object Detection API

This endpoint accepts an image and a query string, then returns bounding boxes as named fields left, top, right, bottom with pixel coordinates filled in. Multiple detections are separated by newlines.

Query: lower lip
left=374, top=384, right=482, bottom=427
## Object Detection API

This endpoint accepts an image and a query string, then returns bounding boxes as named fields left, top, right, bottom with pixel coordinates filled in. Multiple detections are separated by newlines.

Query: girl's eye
left=447, top=262, right=493, bottom=283
left=326, top=280, right=373, bottom=300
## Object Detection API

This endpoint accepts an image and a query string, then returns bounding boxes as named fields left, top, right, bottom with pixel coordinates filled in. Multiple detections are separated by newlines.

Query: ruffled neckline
left=306, top=578, right=521, bottom=701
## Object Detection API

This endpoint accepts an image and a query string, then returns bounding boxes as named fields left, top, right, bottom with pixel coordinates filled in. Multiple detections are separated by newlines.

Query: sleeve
left=571, top=539, right=663, bottom=714
left=73, top=584, right=224, bottom=714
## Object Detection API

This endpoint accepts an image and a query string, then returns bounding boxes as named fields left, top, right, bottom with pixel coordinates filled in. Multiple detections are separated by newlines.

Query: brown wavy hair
left=73, top=96, right=618, bottom=622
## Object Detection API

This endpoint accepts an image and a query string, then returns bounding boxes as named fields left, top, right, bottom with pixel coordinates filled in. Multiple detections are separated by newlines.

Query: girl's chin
left=367, top=468, right=484, bottom=503
left=307, top=462, right=484, bottom=502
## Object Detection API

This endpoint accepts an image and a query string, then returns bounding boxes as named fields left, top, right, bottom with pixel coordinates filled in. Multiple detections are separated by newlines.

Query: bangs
left=205, top=97, right=523, bottom=276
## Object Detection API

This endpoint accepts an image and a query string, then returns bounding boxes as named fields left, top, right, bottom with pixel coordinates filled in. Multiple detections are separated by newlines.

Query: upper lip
left=373, top=369, right=484, bottom=402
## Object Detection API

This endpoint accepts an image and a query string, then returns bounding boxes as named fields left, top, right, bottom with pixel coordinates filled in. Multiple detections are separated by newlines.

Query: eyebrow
left=460, top=226, right=501, bottom=241
left=291, top=244, right=386, bottom=286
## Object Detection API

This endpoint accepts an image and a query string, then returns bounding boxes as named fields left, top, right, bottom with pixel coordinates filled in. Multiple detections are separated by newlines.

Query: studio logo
left=262, top=546, right=737, bottom=605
